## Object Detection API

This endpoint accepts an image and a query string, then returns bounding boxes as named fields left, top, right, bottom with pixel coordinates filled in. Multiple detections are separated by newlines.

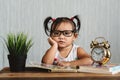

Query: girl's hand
left=57, top=61, right=70, bottom=67
left=48, top=37, right=58, bottom=47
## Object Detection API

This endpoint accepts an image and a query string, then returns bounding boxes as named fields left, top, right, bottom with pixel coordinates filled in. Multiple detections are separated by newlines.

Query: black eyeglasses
left=51, top=30, right=75, bottom=37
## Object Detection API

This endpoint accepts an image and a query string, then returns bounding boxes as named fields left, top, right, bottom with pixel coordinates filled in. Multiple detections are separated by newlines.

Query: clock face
left=91, top=47, right=105, bottom=62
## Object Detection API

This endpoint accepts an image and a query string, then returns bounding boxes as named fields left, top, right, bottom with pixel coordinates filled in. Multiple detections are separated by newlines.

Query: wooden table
left=0, top=67, right=120, bottom=80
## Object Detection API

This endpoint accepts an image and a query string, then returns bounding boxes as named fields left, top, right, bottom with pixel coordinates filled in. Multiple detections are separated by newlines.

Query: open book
left=26, top=63, right=77, bottom=72
left=26, top=63, right=120, bottom=74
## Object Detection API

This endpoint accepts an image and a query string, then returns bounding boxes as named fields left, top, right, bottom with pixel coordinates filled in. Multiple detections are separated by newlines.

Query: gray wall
left=0, top=0, right=120, bottom=70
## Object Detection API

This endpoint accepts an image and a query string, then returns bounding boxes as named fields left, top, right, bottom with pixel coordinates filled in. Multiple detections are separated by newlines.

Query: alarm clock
left=90, top=37, right=111, bottom=66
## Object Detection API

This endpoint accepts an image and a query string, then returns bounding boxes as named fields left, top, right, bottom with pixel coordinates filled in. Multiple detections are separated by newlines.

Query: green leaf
left=5, top=32, right=33, bottom=56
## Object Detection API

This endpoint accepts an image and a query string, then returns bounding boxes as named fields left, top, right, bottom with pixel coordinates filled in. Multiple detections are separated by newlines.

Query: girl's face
left=51, top=22, right=78, bottom=48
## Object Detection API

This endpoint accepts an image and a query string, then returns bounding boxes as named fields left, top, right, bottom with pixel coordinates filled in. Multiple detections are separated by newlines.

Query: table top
left=0, top=67, right=120, bottom=80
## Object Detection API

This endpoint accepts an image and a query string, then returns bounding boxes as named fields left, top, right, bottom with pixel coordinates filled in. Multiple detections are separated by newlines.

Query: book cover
left=78, top=64, right=120, bottom=74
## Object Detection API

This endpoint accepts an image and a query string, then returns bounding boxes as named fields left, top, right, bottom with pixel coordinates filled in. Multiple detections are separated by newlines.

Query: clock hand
left=98, top=50, right=104, bottom=54
left=94, top=50, right=101, bottom=55
left=94, top=50, right=98, bottom=54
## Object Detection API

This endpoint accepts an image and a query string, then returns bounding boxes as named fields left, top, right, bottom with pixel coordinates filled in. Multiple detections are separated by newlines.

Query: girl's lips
left=58, top=41, right=65, bottom=44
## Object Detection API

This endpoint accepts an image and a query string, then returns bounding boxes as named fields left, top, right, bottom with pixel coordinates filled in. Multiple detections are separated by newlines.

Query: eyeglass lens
left=51, top=30, right=74, bottom=37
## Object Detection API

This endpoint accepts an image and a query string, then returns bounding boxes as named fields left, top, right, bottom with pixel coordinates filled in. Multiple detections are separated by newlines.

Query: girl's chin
left=58, top=44, right=66, bottom=48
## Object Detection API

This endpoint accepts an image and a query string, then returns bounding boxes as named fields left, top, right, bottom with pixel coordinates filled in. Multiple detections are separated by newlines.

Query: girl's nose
left=58, top=33, right=65, bottom=39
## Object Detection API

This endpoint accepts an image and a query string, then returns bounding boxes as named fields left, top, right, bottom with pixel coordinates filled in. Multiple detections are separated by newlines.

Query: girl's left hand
left=57, top=61, right=70, bottom=67
left=48, top=37, right=58, bottom=46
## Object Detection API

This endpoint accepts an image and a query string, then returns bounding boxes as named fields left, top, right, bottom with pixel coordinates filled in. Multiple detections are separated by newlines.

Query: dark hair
left=43, top=15, right=81, bottom=36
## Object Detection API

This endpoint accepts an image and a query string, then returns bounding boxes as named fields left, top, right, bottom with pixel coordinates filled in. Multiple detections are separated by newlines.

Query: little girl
left=42, top=15, right=93, bottom=67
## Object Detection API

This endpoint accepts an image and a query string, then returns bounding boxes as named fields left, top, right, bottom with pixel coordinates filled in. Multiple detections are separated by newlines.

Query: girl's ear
left=73, top=33, right=78, bottom=41
left=74, top=33, right=78, bottom=38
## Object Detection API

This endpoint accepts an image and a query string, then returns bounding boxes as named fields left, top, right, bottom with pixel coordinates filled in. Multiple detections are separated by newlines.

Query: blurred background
left=0, top=0, right=120, bottom=70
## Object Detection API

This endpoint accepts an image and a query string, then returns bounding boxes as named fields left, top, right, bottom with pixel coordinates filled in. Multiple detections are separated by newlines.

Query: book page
left=26, top=63, right=77, bottom=72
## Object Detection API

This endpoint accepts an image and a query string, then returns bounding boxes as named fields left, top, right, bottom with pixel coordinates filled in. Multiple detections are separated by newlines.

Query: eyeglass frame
left=50, top=30, right=76, bottom=37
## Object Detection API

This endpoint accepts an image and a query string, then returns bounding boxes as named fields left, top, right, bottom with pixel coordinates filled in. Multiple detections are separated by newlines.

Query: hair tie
left=70, top=17, right=74, bottom=20
left=52, top=18, right=56, bottom=21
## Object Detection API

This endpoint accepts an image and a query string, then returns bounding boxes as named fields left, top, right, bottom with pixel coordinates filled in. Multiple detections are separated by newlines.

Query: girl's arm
left=41, top=37, right=58, bottom=64
left=74, top=47, right=93, bottom=65
left=57, top=47, right=93, bottom=67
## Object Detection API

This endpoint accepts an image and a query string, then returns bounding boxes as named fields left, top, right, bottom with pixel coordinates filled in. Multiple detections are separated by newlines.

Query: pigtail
left=71, top=15, right=81, bottom=32
left=44, top=17, right=52, bottom=36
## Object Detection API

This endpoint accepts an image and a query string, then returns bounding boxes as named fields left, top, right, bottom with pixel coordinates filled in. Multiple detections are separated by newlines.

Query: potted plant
left=5, top=32, right=33, bottom=72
